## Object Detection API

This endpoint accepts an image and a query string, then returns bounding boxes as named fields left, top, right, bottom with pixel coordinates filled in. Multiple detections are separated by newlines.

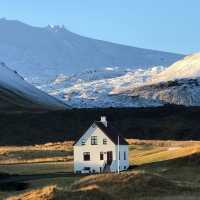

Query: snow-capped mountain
left=38, top=66, right=165, bottom=108
left=115, top=54, right=200, bottom=106
left=37, top=54, right=200, bottom=108
left=0, top=18, right=183, bottom=80
left=3, top=18, right=200, bottom=109
left=150, top=53, right=200, bottom=83
left=0, top=62, right=69, bottom=112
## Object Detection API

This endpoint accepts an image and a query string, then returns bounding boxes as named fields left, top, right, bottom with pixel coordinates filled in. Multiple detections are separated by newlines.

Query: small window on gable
left=91, top=136, right=97, bottom=145
left=81, top=139, right=86, bottom=145
left=103, top=138, right=107, bottom=145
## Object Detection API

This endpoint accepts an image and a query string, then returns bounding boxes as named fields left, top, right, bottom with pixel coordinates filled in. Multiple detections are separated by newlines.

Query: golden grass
left=6, top=185, right=56, bottom=200
left=8, top=171, right=199, bottom=200
left=0, top=141, right=73, bottom=164
left=2, top=139, right=200, bottom=200
left=70, top=171, right=197, bottom=199
left=129, top=139, right=200, bottom=165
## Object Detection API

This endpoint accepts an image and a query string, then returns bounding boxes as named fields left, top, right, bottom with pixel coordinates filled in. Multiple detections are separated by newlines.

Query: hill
left=0, top=105, right=200, bottom=145
left=109, top=54, right=200, bottom=107
left=151, top=53, right=200, bottom=83
left=0, top=62, right=69, bottom=112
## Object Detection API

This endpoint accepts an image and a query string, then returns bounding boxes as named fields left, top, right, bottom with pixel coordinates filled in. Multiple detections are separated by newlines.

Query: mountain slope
left=39, top=54, right=200, bottom=108
left=0, top=62, right=69, bottom=112
left=115, top=54, right=200, bottom=106
left=123, top=78, right=200, bottom=106
left=39, top=67, right=164, bottom=108
left=0, top=18, right=183, bottom=79
left=151, top=53, right=200, bottom=83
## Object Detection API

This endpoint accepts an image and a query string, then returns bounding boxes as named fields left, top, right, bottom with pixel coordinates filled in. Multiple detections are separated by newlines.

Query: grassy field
left=0, top=141, right=73, bottom=164
left=1, top=140, right=200, bottom=199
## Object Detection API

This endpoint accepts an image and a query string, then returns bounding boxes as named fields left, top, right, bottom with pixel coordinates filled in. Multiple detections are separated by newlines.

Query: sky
left=0, top=0, right=199, bottom=54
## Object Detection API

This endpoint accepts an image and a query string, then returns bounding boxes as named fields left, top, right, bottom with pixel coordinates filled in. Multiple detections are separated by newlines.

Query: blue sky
left=0, top=0, right=199, bottom=54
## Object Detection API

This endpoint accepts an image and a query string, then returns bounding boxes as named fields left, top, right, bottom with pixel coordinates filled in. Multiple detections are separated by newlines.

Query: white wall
left=74, top=123, right=129, bottom=173
left=114, top=145, right=129, bottom=171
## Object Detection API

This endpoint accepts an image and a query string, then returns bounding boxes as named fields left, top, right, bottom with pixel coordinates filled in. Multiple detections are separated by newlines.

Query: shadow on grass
left=0, top=181, right=29, bottom=191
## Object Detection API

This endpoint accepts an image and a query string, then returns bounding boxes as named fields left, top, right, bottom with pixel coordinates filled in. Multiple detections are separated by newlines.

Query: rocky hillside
left=124, top=78, right=200, bottom=106
left=118, top=53, right=200, bottom=106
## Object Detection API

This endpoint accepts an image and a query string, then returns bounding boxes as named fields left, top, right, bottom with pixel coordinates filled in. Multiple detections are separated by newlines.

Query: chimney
left=101, top=116, right=107, bottom=127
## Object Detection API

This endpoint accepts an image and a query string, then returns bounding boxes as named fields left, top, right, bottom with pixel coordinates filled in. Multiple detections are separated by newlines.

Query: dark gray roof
left=73, top=121, right=128, bottom=145
left=94, top=121, right=128, bottom=145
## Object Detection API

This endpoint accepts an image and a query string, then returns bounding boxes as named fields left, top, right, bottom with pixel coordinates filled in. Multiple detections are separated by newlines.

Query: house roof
left=73, top=121, right=128, bottom=146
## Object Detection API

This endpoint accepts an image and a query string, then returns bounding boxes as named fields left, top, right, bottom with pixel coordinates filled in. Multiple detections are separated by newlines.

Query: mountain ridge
left=0, top=18, right=183, bottom=79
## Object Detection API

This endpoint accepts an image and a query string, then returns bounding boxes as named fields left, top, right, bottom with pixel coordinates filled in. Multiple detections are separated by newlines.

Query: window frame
left=103, top=138, right=107, bottom=145
left=81, top=139, right=86, bottom=145
left=124, top=151, right=126, bottom=160
left=100, top=152, right=104, bottom=160
left=91, top=136, right=98, bottom=145
left=83, top=152, right=90, bottom=161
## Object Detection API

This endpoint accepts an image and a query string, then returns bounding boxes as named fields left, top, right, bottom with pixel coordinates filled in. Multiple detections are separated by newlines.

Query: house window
left=103, top=138, right=107, bottom=144
left=81, top=139, right=86, bottom=145
left=91, top=136, right=97, bottom=145
left=124, top=152, right=126, bottom=160
left=119, top=151, right=121, bottom=160
left=83, top=152, right=90, bottom=161
left=100, top=152, right=104, bottom=160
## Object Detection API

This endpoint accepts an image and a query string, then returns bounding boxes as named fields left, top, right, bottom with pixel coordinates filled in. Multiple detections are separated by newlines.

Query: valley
left=0, top=17, right=199, bottom=200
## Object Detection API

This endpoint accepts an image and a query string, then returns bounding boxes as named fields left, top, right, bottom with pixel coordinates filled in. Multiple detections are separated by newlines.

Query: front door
left=107, top=151, right=113, bottom=165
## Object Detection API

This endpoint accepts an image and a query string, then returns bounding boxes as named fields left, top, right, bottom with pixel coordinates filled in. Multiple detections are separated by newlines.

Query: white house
left=73, top=116, right=129, bottom=174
